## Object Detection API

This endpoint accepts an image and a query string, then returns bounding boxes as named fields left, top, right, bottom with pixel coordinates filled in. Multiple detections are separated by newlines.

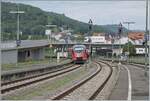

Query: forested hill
left=2, top=2, right=127, bottom=37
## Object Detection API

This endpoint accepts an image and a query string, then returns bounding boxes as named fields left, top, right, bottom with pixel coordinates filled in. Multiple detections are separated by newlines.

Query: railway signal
left=88, top=19, right=93, bottom=65
left=88, top=19, right=93, bottom=31
left=118, top=22, right=123, bottom=65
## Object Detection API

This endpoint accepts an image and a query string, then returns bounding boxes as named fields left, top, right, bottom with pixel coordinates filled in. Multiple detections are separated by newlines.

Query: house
left=128, top=32, right=144, bottom=45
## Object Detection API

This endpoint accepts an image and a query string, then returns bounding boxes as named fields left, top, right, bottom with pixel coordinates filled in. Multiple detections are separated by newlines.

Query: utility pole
left=144, top=0, right=149, bottom=76
left=123, top=21, right=135, bottom=63
left=10, top=4, right=25, bottom=46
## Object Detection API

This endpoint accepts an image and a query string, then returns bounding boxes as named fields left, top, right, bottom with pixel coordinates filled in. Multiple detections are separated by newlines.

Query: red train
left=70, top=45, right=89, bottom=63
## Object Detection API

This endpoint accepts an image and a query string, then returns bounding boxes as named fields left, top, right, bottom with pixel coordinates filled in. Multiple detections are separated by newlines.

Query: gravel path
left=95, top=62, right=120, bottom=100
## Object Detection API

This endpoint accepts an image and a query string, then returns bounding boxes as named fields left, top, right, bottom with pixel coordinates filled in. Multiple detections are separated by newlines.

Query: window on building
left=27, top=50, right=30, bottom=57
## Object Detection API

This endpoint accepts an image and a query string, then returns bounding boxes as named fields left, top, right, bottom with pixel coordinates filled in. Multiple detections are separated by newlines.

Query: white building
left=114, top=37, right=143, bottom=45
left=54, top=34, right=62, bottom=40
left=84, top=36, right=106, bottom=43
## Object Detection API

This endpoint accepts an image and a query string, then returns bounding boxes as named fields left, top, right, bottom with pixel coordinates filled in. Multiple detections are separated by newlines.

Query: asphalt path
left=109, top=64, right=128, bottom=100
left=127, top=64, right=149, bottom=100
left=109, top=64, right=149, bottom=100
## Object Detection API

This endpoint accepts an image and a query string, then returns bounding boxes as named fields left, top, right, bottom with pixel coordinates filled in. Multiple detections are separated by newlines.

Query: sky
left=4, top=0, right=149, bottom=30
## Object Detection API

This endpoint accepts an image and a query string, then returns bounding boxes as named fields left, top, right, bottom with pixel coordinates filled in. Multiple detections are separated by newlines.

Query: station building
left=1, top=40, right=49, bottom=64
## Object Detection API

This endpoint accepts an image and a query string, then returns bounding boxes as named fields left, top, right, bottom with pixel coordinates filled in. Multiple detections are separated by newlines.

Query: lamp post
left=123, top=21, right=135, bottom=63
left=144, top=0, right=149, bottom=76
left=45, top=24, right=57, bottom=63
left=88, top=19, right=93, bottom=64
left=10, top=4, right=25, bottom=46
left=118, top=22, right=123, bottom=65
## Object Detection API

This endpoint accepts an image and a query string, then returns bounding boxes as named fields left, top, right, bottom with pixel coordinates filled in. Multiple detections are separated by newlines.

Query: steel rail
left=51, top=61, right=113, bottom=100
left=89, top=60, right=113, bottom=100
left=51, top=61, right=102, bottom=100
left=1, top=64, right=81, bottom=94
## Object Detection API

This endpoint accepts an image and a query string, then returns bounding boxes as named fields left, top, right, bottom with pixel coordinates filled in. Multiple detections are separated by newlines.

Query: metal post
left=88, top=19, right=93, bottom=66
left=127, top=24, right=130, bottom=63
left=89, top=42, right=91, bottom=63
left=49, top=35, right=51, bottom=63
left=119, top=36, right=121, bottom=65
left=88, top=41, right=91, bottom=65
left=144, top=0, right=148, bottom=76
left=118, top=22, right=122, bottom=65
left=111, top=36, right=114, bottom=62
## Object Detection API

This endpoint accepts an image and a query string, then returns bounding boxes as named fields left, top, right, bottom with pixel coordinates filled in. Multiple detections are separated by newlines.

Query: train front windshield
left=74, top=47, right=85, bottom=53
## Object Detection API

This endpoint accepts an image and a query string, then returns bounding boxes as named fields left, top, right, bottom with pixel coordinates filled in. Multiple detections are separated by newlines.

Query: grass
left=1, top=58, right=68, bottom=71
left=5, top=66, right=88, bottom=100
left=128, top=56, right=148, bottom=64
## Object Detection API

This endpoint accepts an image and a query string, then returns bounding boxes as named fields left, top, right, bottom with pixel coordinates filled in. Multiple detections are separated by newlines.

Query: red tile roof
left=128, top=32, right=144, bottom=40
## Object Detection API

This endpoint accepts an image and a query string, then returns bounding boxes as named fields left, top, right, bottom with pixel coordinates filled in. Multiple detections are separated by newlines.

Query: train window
left=74, top=47, right=84, bottom=52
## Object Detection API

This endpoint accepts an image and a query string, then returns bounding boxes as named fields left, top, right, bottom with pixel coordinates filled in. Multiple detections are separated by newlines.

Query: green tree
left=122, top=42, right=136, bottom=56
left=1, top=2, right=128, bottom=41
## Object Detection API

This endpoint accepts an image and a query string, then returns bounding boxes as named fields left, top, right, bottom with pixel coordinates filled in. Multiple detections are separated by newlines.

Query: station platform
left=2, top=59, right=71, bottom=75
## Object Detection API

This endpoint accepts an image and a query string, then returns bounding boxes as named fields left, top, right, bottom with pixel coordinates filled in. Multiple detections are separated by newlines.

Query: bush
left=123, top=42, right=136, bottom=56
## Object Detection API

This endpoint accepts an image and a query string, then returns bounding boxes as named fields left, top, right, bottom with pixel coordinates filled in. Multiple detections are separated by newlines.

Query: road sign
left=45, top=30, right=51, bottom=35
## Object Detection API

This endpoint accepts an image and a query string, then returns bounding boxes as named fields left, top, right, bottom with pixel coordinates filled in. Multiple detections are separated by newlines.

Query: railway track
left=100, top=58, right=149, bottom=69
left=50, top=61, right=113, bottom=100
left=1, top=64, right=81, bottom=94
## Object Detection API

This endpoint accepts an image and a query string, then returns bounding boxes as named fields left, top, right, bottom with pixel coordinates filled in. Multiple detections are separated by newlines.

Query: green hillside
left=1, top=2, right=127, bottom=40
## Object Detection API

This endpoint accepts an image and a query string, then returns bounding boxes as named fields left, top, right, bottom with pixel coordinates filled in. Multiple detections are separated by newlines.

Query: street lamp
left=9, top=4, right=25, bottom=46
left=123, top=21, right=135, bottom=63
left=118, top=22, right=123, bottom=65
left=45, top=24, right=57, bottom=63
left=144, top=0, right=149, bottom=76
left=88, top=19, right=93, bottom=64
